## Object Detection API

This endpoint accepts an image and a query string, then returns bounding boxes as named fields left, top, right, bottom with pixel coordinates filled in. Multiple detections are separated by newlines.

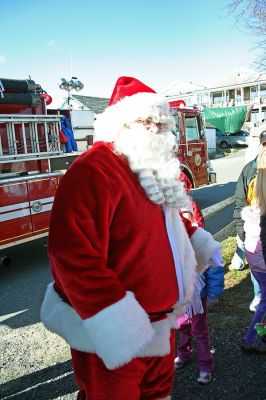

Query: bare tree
left=227, top=0, right=266, bottom=68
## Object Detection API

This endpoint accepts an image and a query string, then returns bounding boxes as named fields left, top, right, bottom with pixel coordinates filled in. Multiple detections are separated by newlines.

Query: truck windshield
left=172, top=115, right=180, bottom=140
left=185, top=116, right=200, bottom=141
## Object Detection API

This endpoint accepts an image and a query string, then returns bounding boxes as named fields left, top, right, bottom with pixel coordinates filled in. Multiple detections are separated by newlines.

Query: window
left=228, top=89, right=235, bottom=101
left=260, top=84, right=266, bottom=100
left=185, top=117, right=199, bottom=141
left=243, top=87, right=250, bottom=101
left=212, top=91, right=223, bottom=105
left=184, top=97, right=192, bottom=106
left=251, top=111, right=259, bottom=123
left=216, top=130, right=226, bottom=137
left=250, top=86, right=258, bottom=99
left=172, top=115, right=180, bottom=140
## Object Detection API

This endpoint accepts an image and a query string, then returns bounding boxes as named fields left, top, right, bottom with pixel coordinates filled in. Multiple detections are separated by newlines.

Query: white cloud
left=45, top=40, right=56, bottom=47
left=0, top=54, right=6, bottom=64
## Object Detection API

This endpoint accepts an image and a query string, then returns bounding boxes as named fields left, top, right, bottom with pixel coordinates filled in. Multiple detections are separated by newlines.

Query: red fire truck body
left=0, top=79, right=79, bottom=258
left=0, top=81, right=215, bottom=262
left=169, top=100, right=215, bottom=188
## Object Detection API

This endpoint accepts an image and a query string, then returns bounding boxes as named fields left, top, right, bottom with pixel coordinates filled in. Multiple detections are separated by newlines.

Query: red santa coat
left=41, top=142, right=220, bottom=370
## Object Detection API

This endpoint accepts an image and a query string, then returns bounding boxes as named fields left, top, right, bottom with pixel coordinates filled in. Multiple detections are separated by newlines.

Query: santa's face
left=114, top=120, right=177, bottom=176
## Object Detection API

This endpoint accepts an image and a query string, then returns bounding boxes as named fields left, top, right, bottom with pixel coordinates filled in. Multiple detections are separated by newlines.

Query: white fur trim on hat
left=94, top=92, right=174, bottom=143
left=41, top=283, right=155, bottom=370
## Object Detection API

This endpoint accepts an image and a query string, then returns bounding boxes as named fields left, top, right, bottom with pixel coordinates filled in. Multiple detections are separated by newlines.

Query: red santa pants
left=71, top=330, right=175, bottom=400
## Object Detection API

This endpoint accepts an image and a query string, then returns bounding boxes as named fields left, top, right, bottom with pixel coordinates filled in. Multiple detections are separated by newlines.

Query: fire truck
left=169, top=100, right=216, bottom=188
left=0, top=78, right=80, bottom=266
left=0, top=79, right=216, bottom=267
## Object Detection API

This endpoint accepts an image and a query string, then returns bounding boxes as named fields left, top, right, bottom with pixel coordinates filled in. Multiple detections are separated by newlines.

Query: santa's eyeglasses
left=135, top=118, right=169, bottom=133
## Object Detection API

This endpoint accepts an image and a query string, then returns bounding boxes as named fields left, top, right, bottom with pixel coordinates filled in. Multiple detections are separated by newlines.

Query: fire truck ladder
left=0, top=115, right=62, bottom=160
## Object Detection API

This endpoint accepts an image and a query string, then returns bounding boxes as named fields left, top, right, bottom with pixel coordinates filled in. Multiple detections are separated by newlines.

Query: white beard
left=114, top=123, right=191, bottom=210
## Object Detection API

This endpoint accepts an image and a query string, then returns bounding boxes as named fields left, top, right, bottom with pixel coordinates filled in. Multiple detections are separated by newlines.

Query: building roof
left=212, top=67, right=266, bottom=88
left=72, top=95, right=109, bottom=114
left=163, top=80, right=205, bottom=97
left=163, top=68, right=266, bottom=98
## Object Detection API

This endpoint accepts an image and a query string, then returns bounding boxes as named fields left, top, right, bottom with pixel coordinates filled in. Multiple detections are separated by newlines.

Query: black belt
left=148, top=308, right=174, bottom=316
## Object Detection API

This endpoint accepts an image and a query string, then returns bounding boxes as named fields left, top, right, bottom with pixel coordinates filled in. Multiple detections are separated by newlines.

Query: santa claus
left=41, top=76, right=220, bottom=399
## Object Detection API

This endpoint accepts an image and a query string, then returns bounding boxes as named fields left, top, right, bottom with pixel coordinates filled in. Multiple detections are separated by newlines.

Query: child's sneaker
left=197, top=371, right=212, bottom=384
left=174, top=356, right=186, bottom=369
left=249, top=295, right=261, bottom=312
left=241, top=339, right=266, bottom=353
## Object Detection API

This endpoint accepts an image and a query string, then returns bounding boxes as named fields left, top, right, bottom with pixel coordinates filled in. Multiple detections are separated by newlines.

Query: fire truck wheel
left=182, top=170, right=194, bottom=189
left=0, top=256, right=12, bottom=268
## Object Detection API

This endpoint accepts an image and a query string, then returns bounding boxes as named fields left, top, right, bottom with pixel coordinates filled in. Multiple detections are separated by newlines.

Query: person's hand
left=207, top=297, right=219, bottom=307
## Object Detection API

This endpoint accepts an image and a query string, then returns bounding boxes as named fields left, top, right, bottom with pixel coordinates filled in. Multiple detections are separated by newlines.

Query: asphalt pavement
left=192, top=148, right=246, bottom=234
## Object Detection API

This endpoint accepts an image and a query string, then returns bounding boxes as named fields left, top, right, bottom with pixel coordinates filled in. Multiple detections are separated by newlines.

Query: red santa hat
left=94, top=76, right=174, bottom=143
left=109, top=76, right=156, bottom=105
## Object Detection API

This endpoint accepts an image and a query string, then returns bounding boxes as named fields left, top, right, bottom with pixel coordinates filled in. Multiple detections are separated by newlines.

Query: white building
left=164, top=67, right=266, bottom=127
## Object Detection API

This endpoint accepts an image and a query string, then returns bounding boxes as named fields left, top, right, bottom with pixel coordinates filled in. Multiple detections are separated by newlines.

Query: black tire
left=182, top=169, right=194, bottom=189
left=219, top=141, right=228, bottom=149
left=0, top=256, right=11, bottom=268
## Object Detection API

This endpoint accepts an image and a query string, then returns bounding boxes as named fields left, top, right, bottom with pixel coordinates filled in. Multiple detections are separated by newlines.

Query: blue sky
left=0, top=0, right=259, bottom=107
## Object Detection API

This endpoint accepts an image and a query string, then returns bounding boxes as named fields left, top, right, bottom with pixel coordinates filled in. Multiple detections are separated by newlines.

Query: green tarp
left=202, top=106, right=248, bottom=133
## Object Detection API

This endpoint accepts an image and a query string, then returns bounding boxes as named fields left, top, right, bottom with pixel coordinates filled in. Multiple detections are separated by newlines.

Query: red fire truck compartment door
left=0, top=181, right=33, bottom=245
left=27, top=176, right=60, bottom=233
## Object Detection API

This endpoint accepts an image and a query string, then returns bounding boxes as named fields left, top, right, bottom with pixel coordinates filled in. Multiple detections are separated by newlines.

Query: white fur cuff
left=41, top=284, right=155, bottom=370
left=190, top=228, right=221, bottom=274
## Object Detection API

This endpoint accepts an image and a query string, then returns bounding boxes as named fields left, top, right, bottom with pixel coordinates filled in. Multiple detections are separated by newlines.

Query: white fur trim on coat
left=41, top=284, right=155, bottom=370
left=164, top=206, right=197, bottom=306
left=190, top=227, right=221, bottom=273
left=164, top=207, right=221, bottom=314
left=137, top=317, right=172, bottom=357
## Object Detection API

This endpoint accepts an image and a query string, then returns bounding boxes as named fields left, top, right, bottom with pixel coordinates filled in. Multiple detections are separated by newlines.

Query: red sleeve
left=179, top=212, right=198, bottom=237
left=191, top=200, right=205, bottom=228
left=179, top=171, right=192, bottom=193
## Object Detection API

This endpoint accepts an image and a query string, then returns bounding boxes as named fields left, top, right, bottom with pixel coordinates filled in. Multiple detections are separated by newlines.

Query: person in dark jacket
left=231, top=131, right=266, bottom=312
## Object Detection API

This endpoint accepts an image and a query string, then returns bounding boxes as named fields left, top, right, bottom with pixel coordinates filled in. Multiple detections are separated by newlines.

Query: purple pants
left=176, top=299, right=214, bottom=373
left=245, top=270, right=266, bottom=344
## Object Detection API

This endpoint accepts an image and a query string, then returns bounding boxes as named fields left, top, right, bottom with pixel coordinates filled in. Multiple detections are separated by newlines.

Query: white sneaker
left=229, top=255, right=245, bottom=271
left=197, top=371, right=212, bottom=384
left=249, top=296, right=261, bottom=312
